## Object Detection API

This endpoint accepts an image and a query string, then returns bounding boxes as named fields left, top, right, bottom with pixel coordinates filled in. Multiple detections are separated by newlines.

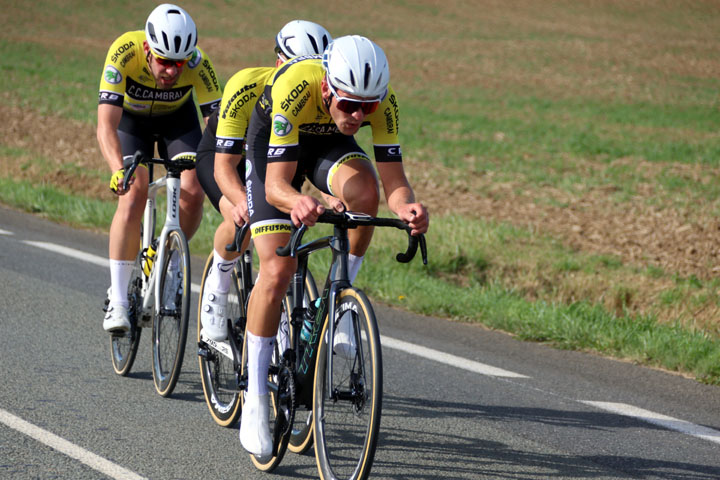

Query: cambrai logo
left=104, top=65, right=122, bottom=84
left=273, top=114, right=292, bottom=137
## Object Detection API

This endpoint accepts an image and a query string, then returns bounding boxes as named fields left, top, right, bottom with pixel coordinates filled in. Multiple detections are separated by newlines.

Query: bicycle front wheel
left=151, top=230, right=191, bottom=397
left=198, top=252, right=245, bottom=426
left=110, top=251, right=144, bottom=375
left=313, top=287, right=382, bottom=480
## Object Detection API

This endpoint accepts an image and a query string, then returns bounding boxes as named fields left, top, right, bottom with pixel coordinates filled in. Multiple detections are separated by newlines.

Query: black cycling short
left=245, top=131, right=371, bottom=238
left=117, top=99, right=202, bottom=168
left=196, top=111, right=246, bottom=212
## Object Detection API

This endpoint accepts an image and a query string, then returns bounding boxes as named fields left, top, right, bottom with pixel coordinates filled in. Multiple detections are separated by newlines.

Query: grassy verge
left=3, top=177, right=718, bottom=384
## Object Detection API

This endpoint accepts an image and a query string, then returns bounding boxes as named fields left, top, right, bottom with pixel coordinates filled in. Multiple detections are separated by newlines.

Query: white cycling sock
left=109, top=260, right=134, bottom=307
left=348, top=254, right=364, bottom=283
left=207, top=249, right=237, bottom=293
left=246, top=332, right=275, bottom=396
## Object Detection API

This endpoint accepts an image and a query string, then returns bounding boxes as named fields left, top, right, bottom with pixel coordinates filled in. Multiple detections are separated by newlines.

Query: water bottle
left=300, top=298, right=321, bottom=343
left=142, top=240, right=157, bottom=277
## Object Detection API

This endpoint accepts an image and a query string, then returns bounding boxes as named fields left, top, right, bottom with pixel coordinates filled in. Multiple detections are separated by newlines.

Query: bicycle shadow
left=369, top=394, right=720, bottom=480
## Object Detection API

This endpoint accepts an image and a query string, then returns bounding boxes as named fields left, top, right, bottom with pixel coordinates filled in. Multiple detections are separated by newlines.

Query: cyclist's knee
left=116, top=190, right=146, bottom=220
left=258, top=260, right=294, bottom=300
left=339, top=180, right=379, bottom=214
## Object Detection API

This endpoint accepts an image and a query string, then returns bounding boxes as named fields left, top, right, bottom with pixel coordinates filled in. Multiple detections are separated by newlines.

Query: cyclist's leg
left=196, top=138, right=246, bottom=340
left=309, top=137, right=378, bottom=355
left=160, top=100, right=204, bottom=240
left=105, top=124, right=151, bottom=332
left=239, top=137, right=298, bottom=457
left=309, top=135, right=378, bottom=268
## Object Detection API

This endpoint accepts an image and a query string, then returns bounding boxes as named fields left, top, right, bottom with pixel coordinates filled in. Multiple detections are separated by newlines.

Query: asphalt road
left=1, top=205, right=719, bottom=479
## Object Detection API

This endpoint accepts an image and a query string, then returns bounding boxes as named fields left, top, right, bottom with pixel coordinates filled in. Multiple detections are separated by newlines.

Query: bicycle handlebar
left=276, top=211, right=428, bottom=265
left=122, top=150, right=197, bottom=190
left=226, top=223, right=250, bottom=253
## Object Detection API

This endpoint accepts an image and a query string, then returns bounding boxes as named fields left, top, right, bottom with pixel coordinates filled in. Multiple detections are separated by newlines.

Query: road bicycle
left=242, top=210, right=427, bottom=480
left=196, top=223, right=318, bottom=444
left=104, top=150, right=194, bottom=397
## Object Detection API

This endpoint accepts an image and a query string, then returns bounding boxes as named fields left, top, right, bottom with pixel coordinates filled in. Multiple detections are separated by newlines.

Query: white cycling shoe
left=103, top=305, right=130, bottom=333
left=239, top=392, right=272, bottom=458
left=333, top=312, right=357, bottom=360
left=200, top=290, right=228, bottom=341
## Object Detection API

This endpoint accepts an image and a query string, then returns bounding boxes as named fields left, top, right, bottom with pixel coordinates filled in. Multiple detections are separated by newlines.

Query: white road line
left=381, top=335, right=529, bottom=378
left=23, top=241, right=109, bottom=268
left=0, top=229, right=14, bottom=235
left=581, top=401, right=720, bottom=446
left=0, top=408, right=147, bottom=480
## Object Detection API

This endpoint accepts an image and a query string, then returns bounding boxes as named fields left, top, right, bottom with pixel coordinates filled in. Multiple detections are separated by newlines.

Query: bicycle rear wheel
left=151, top=230, right=190, bottom=397
left=288, top=269, right=319, bottom=455
left=313, top=288, right=382, bottom=480
left=110, top=252, right=143, bottom=375
left=198, top=252, right=245, bottom=427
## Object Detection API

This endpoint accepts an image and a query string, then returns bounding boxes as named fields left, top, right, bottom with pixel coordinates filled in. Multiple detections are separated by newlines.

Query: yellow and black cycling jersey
left=98, top=30, right=221, bottom=117
left=214, top=67, right=276, bottom=155
left=254, top=56, right=402, bottom=163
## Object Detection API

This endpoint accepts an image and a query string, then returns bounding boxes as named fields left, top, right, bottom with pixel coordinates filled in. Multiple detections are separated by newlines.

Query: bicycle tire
left=110, top=251, right=144, bottom=375
left=313, top=287, right=382, bottom=480
left=287, top=269, right=319, bottom=455
left=197, top=252, right=245, bottom=427
left=151, top=230, right=191, bottom=397
left=240, top=310, right=292, bottom=472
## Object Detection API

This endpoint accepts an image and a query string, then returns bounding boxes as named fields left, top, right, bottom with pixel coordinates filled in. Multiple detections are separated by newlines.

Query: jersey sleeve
left=265, top=60, right=325, bottom=163
left=98, top=33, right=136, bottom=108
left=369, top=85, right=402, bottom=162
left=215, top=68, right=271, bottom=155
left=187, top=46, right=222, bottom=118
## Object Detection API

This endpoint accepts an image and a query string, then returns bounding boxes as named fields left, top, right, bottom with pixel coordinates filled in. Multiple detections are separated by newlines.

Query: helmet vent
left=147, top=23, right=157, bottom=43
left=363, top=63, right=372, bottom=90
left=306, top=35, right=319, bottom=54
left=183, top=34, right=194, bottom=55
left=284, top=39, right=297, bottom=57
left=161, top=32, right=170, bottom=52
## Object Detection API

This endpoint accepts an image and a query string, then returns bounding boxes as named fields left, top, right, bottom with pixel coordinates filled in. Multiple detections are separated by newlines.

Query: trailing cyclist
left=98, top=3, right=221, bottom=333
left=195, top=20, right=337, bottom=342
left=238, top=35, right=429, bottom=457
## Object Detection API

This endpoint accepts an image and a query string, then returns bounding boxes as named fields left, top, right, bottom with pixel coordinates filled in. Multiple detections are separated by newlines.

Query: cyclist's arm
left=97, top=103, right=124, bottom=173
left=266, top=160, right=324, bottom=227
left=215, top=152, right=247, bottom=221
left=376, top=162, right=429, bottom=235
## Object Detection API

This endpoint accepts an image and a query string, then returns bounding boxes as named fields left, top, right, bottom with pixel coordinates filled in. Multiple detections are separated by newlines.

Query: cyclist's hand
left=397, top=202, right=429, bottom=236
left=290, top=195, right=325, bottom=227
left=109, top=168, right=133, bottom=195
left=231, top=197, right=249, bottom=226
left=321, top=192, right=345, bottom=212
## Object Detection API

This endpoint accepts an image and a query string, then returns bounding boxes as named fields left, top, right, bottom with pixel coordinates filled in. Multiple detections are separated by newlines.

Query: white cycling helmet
left=275, top=20, right=332, bottom=58
left=145, top=4, right=197, bottom=60
left=322, top=35, right=389, bottom=99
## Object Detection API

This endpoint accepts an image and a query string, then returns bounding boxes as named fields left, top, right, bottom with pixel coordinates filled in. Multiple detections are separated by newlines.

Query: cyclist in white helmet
left=195, top=20, right=338, bottom=344
left=237, top=35, right=429, bottom=457
left=98, top=3, right=221, bottom=333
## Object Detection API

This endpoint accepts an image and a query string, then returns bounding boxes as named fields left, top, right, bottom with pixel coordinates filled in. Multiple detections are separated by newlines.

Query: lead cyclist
left=239, top=35, right=429, bottom=457
left=194, top=20, right=340, bottom=342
